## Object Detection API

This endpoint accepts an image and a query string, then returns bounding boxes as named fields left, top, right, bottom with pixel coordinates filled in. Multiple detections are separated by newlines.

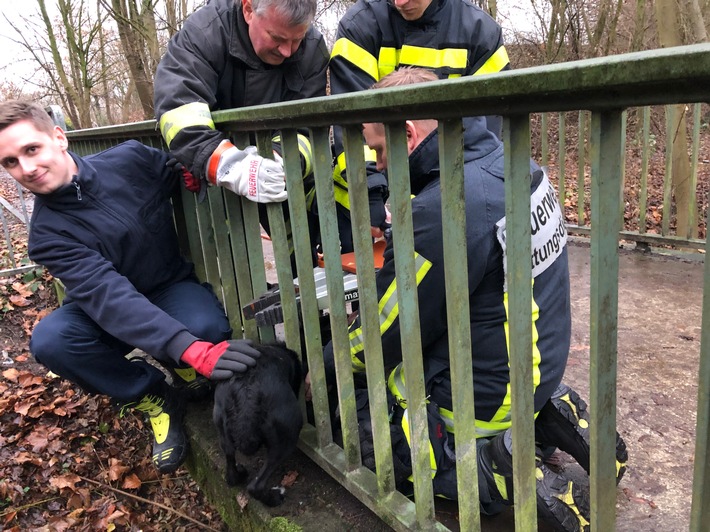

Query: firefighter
left=327, top=0, right=511, bottom=248
left=154, top=0, right=329, bottom=264
left=0, top=100, right=262, bottom=475
left=314, top=68, right=627, bottom=532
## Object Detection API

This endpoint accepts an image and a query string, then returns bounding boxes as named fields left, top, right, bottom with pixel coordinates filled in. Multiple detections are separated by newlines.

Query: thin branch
left=0, top=496, right=61, bottom=518
left=77, top=475, right=221, bottom=531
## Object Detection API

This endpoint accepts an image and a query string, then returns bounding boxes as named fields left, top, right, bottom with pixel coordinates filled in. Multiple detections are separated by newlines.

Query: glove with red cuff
left=166, top=157, right=202, bottom=193
left=206, top=140, right=287, bottom=203
left=180, top=339, right=261, bottom=380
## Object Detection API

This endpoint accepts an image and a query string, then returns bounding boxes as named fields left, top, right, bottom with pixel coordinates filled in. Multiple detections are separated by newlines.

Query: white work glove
left=206, top=140, right=287, bottom=203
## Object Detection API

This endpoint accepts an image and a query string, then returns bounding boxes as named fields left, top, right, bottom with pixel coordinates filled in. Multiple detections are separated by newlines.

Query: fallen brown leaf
left=122, top=473, right=142, bottom=490
left=9, top=295, right=30, bottom=307
left=50, top=473, right=82, bottom=490
left=281, top=470, right=299, bottom=488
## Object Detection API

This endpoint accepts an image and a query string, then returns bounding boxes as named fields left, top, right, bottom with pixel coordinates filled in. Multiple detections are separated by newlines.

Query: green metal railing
left=67, top=43, right=710, bottom=531
left=535, top=103, right=708, bottom=249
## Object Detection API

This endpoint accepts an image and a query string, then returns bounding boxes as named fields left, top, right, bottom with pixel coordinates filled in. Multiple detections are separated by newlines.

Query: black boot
left=479, top=429, right=591, bottom=532
left=535, top=384, right=628, bottom=484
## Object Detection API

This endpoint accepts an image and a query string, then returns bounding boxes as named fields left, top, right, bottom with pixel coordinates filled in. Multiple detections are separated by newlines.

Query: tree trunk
left=97, top=0, right=114, bottom=125
left=653, top=0, right=694, bottom=237
left=685, top=0, right=708, bottom=42
left=38, top=0, right=94, bottom=128
left=630, top=0, right=648, bottom=52
left=602, top=0, right=624, bottom=55
left=545, top=0, right=568, bottom=63
left=105, top=0, right=157, bottom=119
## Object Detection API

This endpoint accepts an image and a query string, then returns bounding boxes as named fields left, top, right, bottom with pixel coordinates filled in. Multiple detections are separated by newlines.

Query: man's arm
left=154, top=17, right=227, bottom=180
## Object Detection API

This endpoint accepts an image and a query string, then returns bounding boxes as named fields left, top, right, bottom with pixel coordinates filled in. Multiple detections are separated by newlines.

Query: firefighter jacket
left=153, top=0, right=329, bottom=180
left=28, top=141, right=202, bottom=365
left=323, top=115, right=571, bottom=438
left=328, top=0, right=510, bottom=210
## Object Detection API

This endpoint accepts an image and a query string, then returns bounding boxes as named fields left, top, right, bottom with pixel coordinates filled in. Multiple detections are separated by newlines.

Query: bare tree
left=100, top=0, right=161, bottom=118
left=653, top=0, right=694, bottom=237
left=2, top=0, right=107, bottom=128
left=683, top=0, right=708, bottom=43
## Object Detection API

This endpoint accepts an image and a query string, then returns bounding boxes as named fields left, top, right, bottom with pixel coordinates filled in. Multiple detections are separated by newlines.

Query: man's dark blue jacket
left=28, top=140, right=201, bottom=364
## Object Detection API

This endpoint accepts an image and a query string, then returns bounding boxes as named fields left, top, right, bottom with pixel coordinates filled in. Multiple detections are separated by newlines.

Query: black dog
left=212, top=343, right=303, bottom=507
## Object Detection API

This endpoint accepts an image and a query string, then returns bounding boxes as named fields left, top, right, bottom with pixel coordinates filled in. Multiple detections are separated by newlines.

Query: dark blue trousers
left=30, top=280, right=232, bottom=402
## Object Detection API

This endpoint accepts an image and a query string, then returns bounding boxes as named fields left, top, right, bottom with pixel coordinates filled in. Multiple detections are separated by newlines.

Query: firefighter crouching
left=309, top=68, right=627, bottom=532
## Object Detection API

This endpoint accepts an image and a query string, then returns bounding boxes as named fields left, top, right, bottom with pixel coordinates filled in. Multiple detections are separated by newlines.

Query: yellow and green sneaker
left=121, top=385, right=188, bottom=474
left=171, top=366, right=212, bottom=401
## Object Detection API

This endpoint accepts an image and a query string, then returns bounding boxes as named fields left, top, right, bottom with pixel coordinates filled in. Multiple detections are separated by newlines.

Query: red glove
left=166, top=157, right=201, bottom=193
left=180, top=339, right=261, bottom=380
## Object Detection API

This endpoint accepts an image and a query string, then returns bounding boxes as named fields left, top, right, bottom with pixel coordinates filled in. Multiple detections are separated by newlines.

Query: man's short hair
left=0, top=100, right=55, bottom=135
left=250, top=0, right=316, bottom=26
left=369, top=67, right=440, bottom=135
left=372, top=67, right=439, bottom=90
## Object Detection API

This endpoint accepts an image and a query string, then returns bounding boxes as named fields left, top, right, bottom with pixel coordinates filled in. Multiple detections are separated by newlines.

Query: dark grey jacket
left=154, top=0, right=329, bottom=177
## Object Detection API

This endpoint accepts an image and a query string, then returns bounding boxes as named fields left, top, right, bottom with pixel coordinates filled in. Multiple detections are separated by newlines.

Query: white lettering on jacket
left=495, top=169, right=567, bottom=290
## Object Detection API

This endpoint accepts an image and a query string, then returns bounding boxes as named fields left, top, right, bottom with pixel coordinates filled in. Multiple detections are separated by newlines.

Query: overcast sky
left=0, top=2, right=57, bottom=86
left=0, top=1, right=538, bottom=89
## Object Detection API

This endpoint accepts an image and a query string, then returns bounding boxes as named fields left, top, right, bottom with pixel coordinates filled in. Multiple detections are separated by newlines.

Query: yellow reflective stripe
left=398, top=45, right=468, bottom=72
left=489, top=280, right=542, bottom=426
left=333, top=147, right=377, bottom=211
left=334, top=186, right=350, bottom=211
left=333, top=153, right=347, bottom=186
left=388, top=364, right=407, bottom=407
left=337, top=148, right=377, bottom=169
left=297, top=134, right=313, bottom=176
left=494, top=472, right=509, bottom=501
left=391, top=365, right=508, bottom=438
left=332, top=154, right=350, bottom=210
left=472, top=46, right=510, bottom=76
left=401, top=410, right=437, bottom=478
left=349, top=253, right=433, bottom=368
left=159, top=102, right=215, bottom=148
left=272, top=134, right=314, bottom=177
left=305, top=187, right=316, bottom=210
left=378, top=47, right=399, bottom=79
left=332, top=38, right=379, bottom=81
left=377, top=44, right=508, bottom=86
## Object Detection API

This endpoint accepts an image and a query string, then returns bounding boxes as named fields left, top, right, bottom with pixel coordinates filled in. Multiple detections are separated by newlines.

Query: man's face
left=363, top=123, right=388, bottom=172
left=0, top=120, right=75, bottom=195
left=243, top=0, right=310, bottom=65
left=391, top=0, right=434, bottom=21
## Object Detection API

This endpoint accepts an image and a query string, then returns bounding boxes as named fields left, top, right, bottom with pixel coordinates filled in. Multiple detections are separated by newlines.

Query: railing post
left=342, top=125, right=398, bottom=498
left=504, top=114, right=538, bottom=531
left=310, top=125, right=361, bottom=468
left=384, top=121, right=438, bottom=527
left=439, top=117, right=480, bottom=531
left=690, top=235, right=710, bottom=531
left=589, top=109, right=623, bottom=532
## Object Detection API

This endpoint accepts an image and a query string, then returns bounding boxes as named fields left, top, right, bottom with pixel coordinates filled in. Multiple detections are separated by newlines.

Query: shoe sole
left=538, top=387, right=628, bottom=484
left=536, top=463, right=591, bottom=532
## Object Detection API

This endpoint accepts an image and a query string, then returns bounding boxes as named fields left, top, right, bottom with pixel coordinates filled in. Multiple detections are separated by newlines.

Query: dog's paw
left=226, top=464, right=249, bottom=487
left=252, top=486, right=285, bottom=507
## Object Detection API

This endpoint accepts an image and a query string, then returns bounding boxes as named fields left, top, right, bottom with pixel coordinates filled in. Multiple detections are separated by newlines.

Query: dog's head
left=257, top=342, right=302, bottom=395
